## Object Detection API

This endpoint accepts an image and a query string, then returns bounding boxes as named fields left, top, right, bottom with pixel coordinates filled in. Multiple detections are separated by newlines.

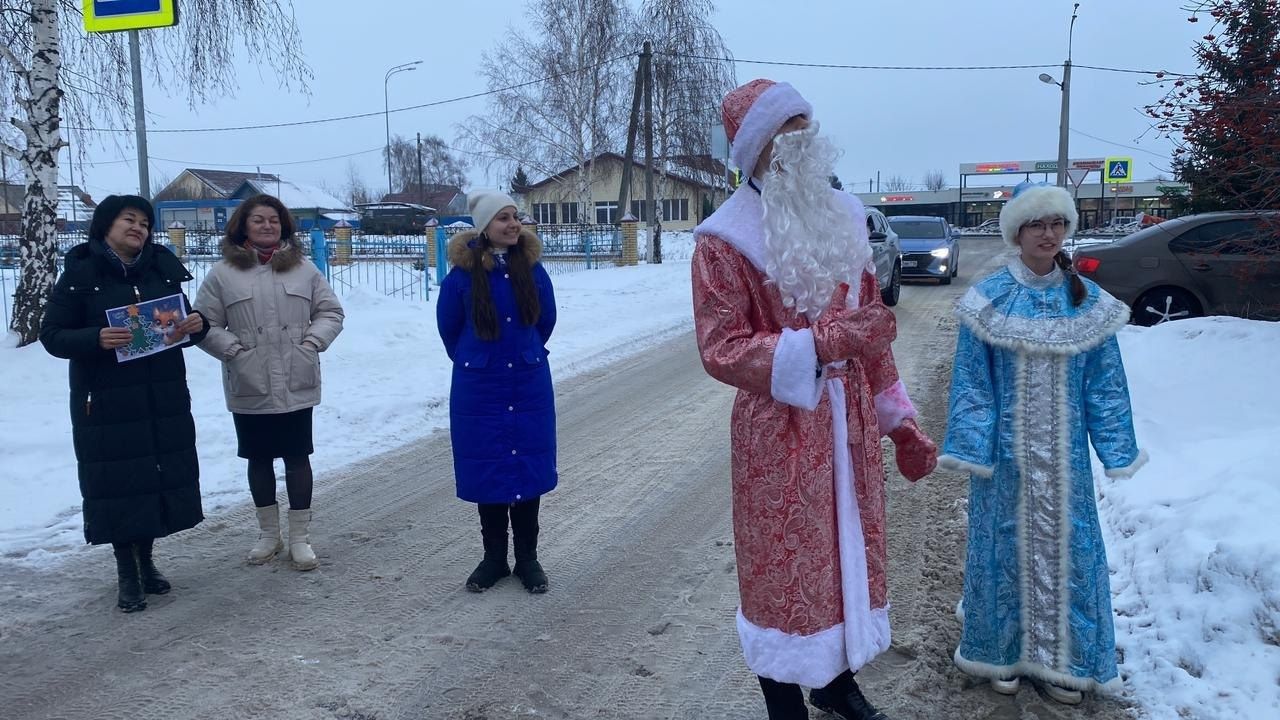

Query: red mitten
left=888, top=419, right=938, bottom=482
left=812, top=284, right=897, bottom=364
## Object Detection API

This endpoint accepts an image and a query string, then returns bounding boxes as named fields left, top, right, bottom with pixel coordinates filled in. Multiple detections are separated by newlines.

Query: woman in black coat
left=40, top=195, right=210, bottom=613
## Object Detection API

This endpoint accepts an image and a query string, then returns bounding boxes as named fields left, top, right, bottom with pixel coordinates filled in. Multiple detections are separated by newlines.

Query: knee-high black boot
left=509, top=498, right=547, bottom=594
left=759, top=676, right=808, bottom=720
left=112, top=542, right=147, bottom=613
left=135, top=538, right=171, bottom=595
left=808, top=670, right=889, bottom=720
left=466, top=503, right=511, bottom=592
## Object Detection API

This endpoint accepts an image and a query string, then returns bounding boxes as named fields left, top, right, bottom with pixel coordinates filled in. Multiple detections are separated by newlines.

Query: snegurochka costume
left=940, top=183, right=1147, bottom=693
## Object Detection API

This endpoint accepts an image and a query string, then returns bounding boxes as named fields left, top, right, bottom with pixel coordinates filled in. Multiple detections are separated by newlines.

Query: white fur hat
left=999, top=182, right=1078, bottom=247
left=468, top=189, right=518, bottom=234
left=721, top=79, right=813, bottom=174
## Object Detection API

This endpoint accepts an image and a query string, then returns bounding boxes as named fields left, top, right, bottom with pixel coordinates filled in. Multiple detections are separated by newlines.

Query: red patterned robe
left=691, top=186, right=917, bottom=687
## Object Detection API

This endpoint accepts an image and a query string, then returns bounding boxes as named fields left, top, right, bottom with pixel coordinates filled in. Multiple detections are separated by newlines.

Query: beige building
left=520, top=153, right=728, bottom=231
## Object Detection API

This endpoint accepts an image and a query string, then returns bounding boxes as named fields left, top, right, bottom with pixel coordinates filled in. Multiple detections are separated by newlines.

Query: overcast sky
left=53, top=0, right=1204, bottom=201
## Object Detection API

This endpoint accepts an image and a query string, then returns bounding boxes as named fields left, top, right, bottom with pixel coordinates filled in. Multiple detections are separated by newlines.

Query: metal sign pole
left=128, top=29, right=150, bottom=200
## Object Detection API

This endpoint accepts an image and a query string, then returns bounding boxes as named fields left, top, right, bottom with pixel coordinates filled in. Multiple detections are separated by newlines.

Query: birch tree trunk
left=5, top=0, right=63, bottom=346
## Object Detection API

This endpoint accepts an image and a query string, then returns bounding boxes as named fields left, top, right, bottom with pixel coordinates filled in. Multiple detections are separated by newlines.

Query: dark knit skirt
left=232, top=408, right=315, bottom=459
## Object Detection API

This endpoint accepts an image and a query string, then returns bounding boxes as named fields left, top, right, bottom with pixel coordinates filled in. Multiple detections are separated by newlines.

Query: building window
left=559, top=202, right=580, bottom=224
left=595, top=201, right=618, bottom=225
left=661, top=198, right=689, bottom=222
left=532, top=203, right=557, bottom=225
left=629, top=200, right=649, bottom=222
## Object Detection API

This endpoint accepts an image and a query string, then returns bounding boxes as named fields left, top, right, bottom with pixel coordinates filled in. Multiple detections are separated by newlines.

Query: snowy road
left=0, top=236, right=1136, bottom=719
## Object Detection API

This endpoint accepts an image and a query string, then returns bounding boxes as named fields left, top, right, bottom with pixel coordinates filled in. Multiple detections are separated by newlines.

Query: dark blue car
left=889, top=215, right=959, bottom=285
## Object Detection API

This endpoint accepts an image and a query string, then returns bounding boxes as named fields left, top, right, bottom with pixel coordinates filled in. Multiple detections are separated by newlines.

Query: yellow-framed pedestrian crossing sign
left=1105, top=157, right=1133, bottom=184
left=83, top=0, right=178, bottom=33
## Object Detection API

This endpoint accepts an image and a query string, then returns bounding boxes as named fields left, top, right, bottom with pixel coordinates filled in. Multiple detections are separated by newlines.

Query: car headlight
left=930, top=247, right=951, bottom=258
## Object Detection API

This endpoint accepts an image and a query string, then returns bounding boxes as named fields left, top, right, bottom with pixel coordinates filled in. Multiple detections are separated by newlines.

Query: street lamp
left=384, top=60, right=422, bottom=197
left=1040, top=3, right=1079, bottom=188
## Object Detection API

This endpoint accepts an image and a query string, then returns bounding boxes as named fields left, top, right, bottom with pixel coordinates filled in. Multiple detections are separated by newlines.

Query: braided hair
left=1053, top=251, right=1087, bottom=307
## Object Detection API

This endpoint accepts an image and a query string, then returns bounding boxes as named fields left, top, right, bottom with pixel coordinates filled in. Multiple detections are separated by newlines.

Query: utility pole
left=616, top=62, right=644, bottom=222
left=67, top=141, right=77, bottom=226
left=642, top=40, right=659, bottom=263
left=1041, top=3, right=1079, bottom=188
left=416, top=132, right=424, bottom=203
left=1055, top=58, right=1072, bottom=189
left=128, top=30, right=150, bottom=200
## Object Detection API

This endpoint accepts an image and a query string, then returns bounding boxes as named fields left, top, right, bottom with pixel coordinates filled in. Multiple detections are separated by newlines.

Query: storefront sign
left=975, top=162, right=1021, bottom=173
left=960, top=158, right=1106, bottom=175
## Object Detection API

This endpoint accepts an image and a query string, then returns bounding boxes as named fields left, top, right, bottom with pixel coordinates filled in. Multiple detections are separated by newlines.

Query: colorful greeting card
left=104, top=293, right=189, bottom=363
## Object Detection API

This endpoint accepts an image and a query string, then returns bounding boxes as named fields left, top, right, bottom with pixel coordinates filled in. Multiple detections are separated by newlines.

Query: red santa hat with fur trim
left=722, top=79, right=814, bottom=174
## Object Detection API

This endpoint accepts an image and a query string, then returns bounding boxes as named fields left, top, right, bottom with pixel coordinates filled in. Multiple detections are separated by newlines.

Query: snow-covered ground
left=0, top=231, right=700, bottom=564
left=0, top=230, right=1276, bottom=717
left=1104, top=317, right=1280, bottom=720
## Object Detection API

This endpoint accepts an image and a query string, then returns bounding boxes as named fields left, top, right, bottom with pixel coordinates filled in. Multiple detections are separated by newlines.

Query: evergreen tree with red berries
left=1146, top=0, right=1280, bottom=212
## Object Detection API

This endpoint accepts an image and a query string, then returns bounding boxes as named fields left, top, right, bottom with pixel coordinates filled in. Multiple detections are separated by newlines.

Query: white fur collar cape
left=955, top=257, right=1130, bottom=356
left=694, top=182, right=867, bottom=276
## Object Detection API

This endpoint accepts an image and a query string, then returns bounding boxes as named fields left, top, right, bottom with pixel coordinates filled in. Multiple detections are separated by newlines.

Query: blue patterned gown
left=940, top=258, right=1147, bottom=693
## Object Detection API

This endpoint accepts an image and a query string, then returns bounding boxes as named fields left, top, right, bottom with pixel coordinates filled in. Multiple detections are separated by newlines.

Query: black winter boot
left=759, top=676, right=809, bottom=720
left=135, top=538, right=171, bottom=595
left=466, top=503, right=511, bottom=592
left=510, top=498, right=547, bottom=594
left=112, top=543, right=147, bottom=613
left=808, top=670, right=889, bottom=720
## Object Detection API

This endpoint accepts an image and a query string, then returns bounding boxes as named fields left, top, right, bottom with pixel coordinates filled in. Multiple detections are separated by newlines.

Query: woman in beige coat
left=195, top=194, right=344, bottom=570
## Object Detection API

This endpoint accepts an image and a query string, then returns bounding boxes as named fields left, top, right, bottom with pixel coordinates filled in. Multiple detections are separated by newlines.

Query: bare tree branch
left=0, top=0, right=312, bottom=345
left=457, top=0, right=633, bottom=205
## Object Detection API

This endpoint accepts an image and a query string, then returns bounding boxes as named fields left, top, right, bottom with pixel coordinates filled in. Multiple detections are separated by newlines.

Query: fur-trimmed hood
left=221, top=236, right=305, bottom=272
left=447, top=229, right=543, bottom=271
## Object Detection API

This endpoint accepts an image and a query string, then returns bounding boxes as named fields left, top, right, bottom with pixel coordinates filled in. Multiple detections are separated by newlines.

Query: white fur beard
left=761, top=124, right=872, bottom=318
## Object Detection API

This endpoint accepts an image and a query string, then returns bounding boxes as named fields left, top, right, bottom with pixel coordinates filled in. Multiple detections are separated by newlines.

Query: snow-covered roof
left=241, top=179, right=350, bottom=211
left=56, top=187, right=95, bottom=222
left=322, top=211, right=360, bottom=222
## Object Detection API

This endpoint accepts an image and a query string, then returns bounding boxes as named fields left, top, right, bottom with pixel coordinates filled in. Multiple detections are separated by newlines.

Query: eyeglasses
left=1024, top=218, right=1067, bottom=234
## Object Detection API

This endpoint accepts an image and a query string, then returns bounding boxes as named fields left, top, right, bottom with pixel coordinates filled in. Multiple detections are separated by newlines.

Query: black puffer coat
left=39, top=238, right=209, bottom=545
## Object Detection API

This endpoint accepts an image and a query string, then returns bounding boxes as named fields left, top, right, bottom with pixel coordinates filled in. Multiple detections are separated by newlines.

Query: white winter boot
left=287, top=508, right=319, bottom=571
left=248, top=504, right=284, bottom=564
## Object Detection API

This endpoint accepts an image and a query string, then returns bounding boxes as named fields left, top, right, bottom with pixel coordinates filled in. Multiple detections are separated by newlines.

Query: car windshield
left=889, top=220, right=945, bottom=238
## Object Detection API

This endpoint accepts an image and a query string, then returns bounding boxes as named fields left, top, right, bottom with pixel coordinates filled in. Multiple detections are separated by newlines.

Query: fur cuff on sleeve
left=874, top=380, right=917, bottom=436
left=771, top=327, right=824, bottom=411
left=1104, top=449, right=1149, bottom=479
left=938, top=454, right=994, bottom=479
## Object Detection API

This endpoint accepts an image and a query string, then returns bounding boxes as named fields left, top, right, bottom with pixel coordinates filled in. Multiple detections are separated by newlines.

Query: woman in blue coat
left=437, top=190, right=557, bottom=594
left=940, top=182, right=1146, bottom=705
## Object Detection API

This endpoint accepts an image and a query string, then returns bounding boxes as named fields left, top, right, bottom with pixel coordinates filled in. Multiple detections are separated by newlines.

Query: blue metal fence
left=1, top=223, right=629, bottom=327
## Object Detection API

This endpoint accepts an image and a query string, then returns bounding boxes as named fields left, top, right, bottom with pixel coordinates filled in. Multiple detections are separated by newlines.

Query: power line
left=1070, top=128, right=1171, bottom=159
left=149, top=146, right=384, bottom=168
left=663, top=51, right=1059, bottom=71
left=666, top=52, right=1195, bottom=77
left=1074, top=64, right=1195, bottom=77
left=67, top=52, right=635, bottom=135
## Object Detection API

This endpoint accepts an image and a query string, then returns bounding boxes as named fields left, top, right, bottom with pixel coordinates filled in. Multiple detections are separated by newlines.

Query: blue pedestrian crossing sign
left=84, top=0, right=178, bottom=33
left=1105, top=157, right=1133, bottom=183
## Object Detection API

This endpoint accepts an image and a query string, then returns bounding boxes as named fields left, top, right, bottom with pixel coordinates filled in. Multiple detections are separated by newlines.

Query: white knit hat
left=999, top=182, right=1078, bottom=247
left=468, top=189, right=518, bottom=233
left=721, top=79, right=814, bottom=174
